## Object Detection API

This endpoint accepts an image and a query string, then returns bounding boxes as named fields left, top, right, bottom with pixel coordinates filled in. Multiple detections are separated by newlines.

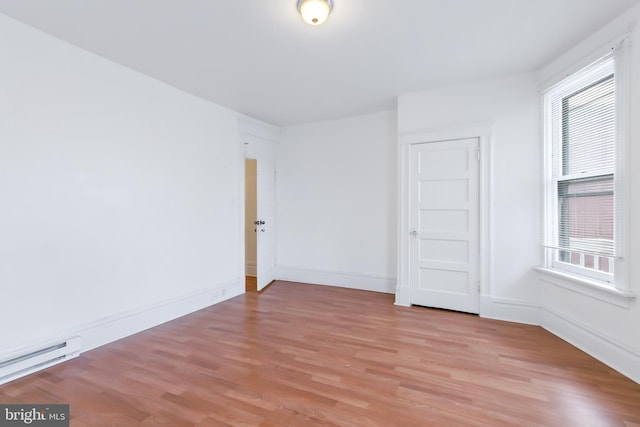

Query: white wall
left=398, top=73, right=542, bottom=322
left=0, top=14, right=244, bottom=357
left=536, top=4, right=640, bottom=383
left=276, top=111, right=397, bottom=293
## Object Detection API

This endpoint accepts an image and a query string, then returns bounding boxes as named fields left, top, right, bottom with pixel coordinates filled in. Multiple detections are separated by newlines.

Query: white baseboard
left=78, top=279, right=244, bottom=352
left=276, top=265, right=396, bottom=294
left=245, top=262, right=257, bottom=277
left=0, top=279, right=244, bottom=384
left=542, top=307, right=640, bottom=384
left=480, top=296, right=541, bottom=325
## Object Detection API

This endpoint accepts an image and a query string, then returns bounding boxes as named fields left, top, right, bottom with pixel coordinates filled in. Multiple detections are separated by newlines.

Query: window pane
left=598, top=256, right=611, bottom=273
left=584, top=254, right=594, bottom=269
left=562, top=75, right=615, bottom=175
left=558, top=176, right=614, bottom=256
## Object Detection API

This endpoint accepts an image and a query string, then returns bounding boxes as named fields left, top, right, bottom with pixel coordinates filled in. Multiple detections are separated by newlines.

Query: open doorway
left=245, top=158, right=258, bottom=292
left=240, top=121, right=276, bottom=292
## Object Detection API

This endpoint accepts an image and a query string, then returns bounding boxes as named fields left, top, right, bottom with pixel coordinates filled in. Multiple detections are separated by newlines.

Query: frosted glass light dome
left=297, top=0, right=334, bottom=26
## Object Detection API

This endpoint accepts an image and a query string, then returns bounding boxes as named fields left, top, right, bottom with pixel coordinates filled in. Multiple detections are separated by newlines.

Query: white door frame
left=237, top=116, right=280, bottom=291
left=396, top=123, right=493, bottom=310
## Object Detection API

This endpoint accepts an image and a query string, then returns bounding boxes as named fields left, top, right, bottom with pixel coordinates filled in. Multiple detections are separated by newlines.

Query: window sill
left=534, top=267, right=636, bottom=308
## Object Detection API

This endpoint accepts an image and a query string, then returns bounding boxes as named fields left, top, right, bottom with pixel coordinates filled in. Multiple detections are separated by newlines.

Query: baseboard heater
left=0, top=336, right=81, bottom=386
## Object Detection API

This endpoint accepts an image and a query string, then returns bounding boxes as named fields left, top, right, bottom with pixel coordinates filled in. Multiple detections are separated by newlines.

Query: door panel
left=419, top=210, right=468, bottom=232
left=410, top=138, right=480, bottom=313
left=418, top=269, right=469, bottom=293
left=419, top=179, right=469, bottom=204
left=255, top=156, right=275, bottom=290
left=420, top=239, right=469, bottom=263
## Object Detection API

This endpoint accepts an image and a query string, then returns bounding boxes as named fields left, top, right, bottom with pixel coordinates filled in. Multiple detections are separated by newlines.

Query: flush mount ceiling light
left=297, top=0, right=334, bottom=26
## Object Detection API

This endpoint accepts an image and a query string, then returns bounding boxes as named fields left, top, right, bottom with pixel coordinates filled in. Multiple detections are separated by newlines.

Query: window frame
left=541, top=35, right=631, bottom=295
left=550, top=65, right=615, bottom=283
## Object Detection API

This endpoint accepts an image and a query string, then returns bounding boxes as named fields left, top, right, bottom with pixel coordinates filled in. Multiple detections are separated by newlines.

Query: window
left=542, top=50, right=627, bottom=288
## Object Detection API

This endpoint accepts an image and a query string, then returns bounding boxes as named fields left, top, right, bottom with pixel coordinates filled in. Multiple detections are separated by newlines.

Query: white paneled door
left=410, top=138, right=480, bottom=313
left=256, top=155, right=275, bottom=290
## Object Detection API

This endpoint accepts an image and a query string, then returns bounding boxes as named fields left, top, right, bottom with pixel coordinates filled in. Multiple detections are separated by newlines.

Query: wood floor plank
left=1, top=280, right=639, bottom=426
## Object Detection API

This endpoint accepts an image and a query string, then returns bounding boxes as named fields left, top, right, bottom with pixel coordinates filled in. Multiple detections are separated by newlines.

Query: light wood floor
left=1, top=281, right=639, bottom=426
left=245, top=276, right=257, bottom=292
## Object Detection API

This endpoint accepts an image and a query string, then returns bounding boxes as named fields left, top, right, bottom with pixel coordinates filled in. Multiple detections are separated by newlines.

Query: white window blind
left=544, top=55, right=616, bottom=280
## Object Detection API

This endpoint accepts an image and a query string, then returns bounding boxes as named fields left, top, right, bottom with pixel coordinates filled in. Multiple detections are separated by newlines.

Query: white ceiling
left=0, top=0, right=638, bottom=126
